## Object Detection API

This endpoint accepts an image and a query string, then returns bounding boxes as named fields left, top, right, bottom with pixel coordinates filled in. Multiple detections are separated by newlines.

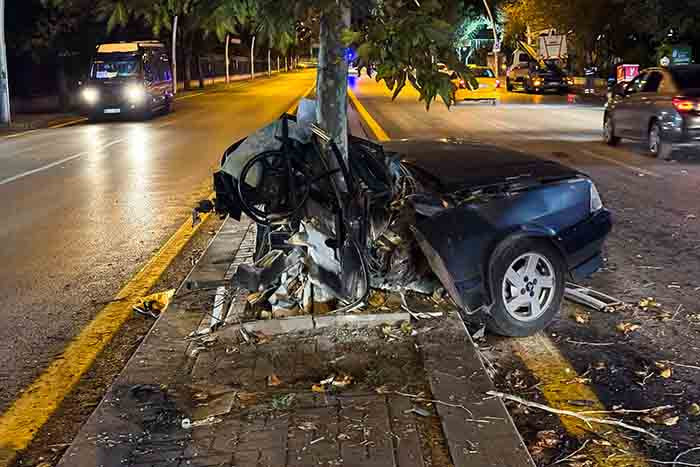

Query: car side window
left=160, top=55, right=171, bottom=81
left=642, top=71, right=663, bottom=93
left=626, top=73, right=647, bottom=95
left=143, top=55, right=156, bottom=82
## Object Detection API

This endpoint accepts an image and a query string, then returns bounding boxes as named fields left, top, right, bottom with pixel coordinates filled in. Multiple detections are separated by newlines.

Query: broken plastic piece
left=234, top=249, right=286, bottom=291
left=133, top=289, right=175, bottom=319
left=564, top=283, right=621, bottom=311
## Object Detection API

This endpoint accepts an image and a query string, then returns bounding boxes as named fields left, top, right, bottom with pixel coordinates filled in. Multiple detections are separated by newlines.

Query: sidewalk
left=56, top=214, right=533, bottom=467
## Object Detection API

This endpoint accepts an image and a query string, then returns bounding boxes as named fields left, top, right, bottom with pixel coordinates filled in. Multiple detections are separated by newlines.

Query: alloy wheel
left=501, top=252, right=557, bottom=322
left=649, top=124, right=660, bottom=155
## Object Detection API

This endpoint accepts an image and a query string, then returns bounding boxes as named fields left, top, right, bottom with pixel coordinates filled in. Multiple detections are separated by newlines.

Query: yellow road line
left=347, top=88, right=390, bottom=142
left=510, top=333, right=648, bottom=466
left=0, top=203, right=213, bottom=466
left=0, top=81, right=317, bottom=466
left=349, top=86, right=649, bottom=466
left=48, top=117, right=87, bottom=129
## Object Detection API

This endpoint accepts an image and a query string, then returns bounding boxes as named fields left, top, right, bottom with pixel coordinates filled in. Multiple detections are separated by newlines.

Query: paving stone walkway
left=57, top=217, right=532, bottom=467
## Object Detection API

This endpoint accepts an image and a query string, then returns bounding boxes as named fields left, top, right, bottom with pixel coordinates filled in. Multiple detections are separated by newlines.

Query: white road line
left=0, top=139, right=123, bottom=187
left=580, top=149, right=662, bottom=178
left=48, top=118, right=88, bottom=129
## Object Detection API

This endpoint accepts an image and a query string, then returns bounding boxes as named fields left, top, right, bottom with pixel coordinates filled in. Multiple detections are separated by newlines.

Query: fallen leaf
left=298, top=421, right=318, bottom=431
left=642, top=416, right=657, bottom=424
left=332, top=374, right=353, bottom=388
left=268, top=374, right=281, bottom=387
left=534, top=430, right=561, bottom=448
left=662, top=416, right=679, bottom=426
left=574, top=312, right=590, bottom=324
left=337, top=433, right=351, bottom=440
left=368, top=291, right=386, bottom=308
left=400, top=321, right=413, bottom=335
left=592, top=439, right=612, bottom=446
left=659, top=368, right=672, bottom=379
left=688, top=403, right=700, bottom=416
left=311, top=384, right=325, bottom=393
left=616, top=322, right=641, bottom=334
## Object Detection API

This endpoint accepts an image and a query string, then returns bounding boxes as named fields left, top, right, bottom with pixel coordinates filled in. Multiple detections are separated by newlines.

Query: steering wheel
left=237, top=150, right=311, bottom=225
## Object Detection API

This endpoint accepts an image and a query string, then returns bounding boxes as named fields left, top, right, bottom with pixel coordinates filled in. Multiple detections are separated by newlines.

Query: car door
left=615, top=72, right=647, bottom=137
left=636, top=70, right=664, bottom=139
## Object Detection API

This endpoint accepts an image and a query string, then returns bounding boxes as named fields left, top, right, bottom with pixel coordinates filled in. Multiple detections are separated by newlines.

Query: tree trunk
left=277, top=56, right=280, bottom=73
left=267, top=48, right=271, bottom=76
left=250, top=35, right=255, bottom=80
left=184, top=52, right=192, bottom=91
left=225, top=33, right=230, bottom=84
left=0, top=0, right=10, bottom=124
left=316, top=4, right=351, bottom=166
left=285, top=56, right=288, bottom=72
left=57, top=60, right=69, bottom=111
left=196, top=54, right=204, bottom=89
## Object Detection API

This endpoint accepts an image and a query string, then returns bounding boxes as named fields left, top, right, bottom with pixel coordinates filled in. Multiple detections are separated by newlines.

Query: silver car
left=604, top=65, right=700, bottom=159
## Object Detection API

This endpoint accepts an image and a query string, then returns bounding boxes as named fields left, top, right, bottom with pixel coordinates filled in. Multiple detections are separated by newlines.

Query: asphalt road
left=0, top=70, right=316, bottom=412
left=353, top=75, right=700, bottom=460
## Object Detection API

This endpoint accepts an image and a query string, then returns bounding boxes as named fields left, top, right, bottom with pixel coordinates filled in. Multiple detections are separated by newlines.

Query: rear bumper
left=558, top=209, right=612, bottom=281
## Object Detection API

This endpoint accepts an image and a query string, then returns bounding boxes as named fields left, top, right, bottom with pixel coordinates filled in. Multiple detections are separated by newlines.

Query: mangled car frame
left=210, top=100, right=612, bottom=336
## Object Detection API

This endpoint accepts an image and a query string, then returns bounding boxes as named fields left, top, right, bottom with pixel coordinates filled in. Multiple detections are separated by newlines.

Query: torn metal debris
left=205, top=98, right=612, bottom=336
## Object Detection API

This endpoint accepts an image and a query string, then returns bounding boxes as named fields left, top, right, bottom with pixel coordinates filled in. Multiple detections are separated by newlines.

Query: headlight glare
left=125, top=84, right=146, bottom=103
left=81, top=87, right=99, bottom=104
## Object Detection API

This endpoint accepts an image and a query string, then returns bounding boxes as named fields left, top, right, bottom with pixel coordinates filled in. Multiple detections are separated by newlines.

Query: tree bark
left=57, top=59, right=69, bottom=111
left=196, top=54, right=204, bottom=89
left=316, top=4, right=351, bottom=165
left=0, top=0, right=10, bottom=124
left=267, top=48, right=271, bottom=76
left=277, top=56, right=280, bottom=73
left=183, top=38, right=192, bottom=91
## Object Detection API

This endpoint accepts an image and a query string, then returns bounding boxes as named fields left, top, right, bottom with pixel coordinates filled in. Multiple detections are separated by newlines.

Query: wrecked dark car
left=209, top=101, right=612, bottom=336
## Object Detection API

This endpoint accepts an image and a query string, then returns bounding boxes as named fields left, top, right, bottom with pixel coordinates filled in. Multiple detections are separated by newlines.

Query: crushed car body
left=209, top=99, right=612, bottom=336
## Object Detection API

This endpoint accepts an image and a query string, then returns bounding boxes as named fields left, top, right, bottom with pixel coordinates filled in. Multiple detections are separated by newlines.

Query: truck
left=506, top=39, right=573, bottom=94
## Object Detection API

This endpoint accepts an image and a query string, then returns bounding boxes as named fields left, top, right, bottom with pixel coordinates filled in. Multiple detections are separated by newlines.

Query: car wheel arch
left=481, top=228, right=567, bottom=306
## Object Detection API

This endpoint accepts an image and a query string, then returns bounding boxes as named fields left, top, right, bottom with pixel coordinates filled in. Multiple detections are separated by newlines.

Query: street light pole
left=481, top=0, right=499, bottom=78
left=171, top=15, right=178, bottom=95
left=0, top=0, right=11, bottom=124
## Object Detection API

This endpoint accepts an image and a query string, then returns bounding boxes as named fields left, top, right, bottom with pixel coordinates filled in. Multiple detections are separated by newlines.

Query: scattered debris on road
left=132, top=289, right=175, bottom=319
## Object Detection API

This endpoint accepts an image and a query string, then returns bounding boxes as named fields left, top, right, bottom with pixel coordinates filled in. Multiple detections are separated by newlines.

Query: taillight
left=495, top=79, right=501, bottom=88
left=459, top=79, right=466, bottom=88
left=672, top=97, right=696, bottom=112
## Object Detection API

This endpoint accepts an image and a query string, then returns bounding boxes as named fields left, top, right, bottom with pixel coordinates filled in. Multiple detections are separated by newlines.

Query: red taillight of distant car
left=459, top=79, right=466, bottom=88
left=672, top=97, right=696, bottom=112
left=495, top=80, right=501, bottom=88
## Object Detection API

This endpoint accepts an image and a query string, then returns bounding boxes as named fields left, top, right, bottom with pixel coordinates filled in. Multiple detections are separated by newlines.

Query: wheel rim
left=649, top=125, right=660, bottom=154
left=501, top=252, right=557, bottom=322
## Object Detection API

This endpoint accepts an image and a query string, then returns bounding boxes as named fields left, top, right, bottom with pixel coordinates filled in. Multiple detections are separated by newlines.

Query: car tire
left=486, top=238, right=565, bottom=337
left=506, top=79, right=513, bottom=92
left=648, top=121, right=673, bottom=160
left=603, top=113, right=620, bottom=145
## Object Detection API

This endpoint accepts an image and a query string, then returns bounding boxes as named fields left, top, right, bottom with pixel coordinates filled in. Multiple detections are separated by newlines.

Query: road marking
left=175, top=91, right=206, bottom=100
left=347, top=88, right=390, bottom=141
left=0, top=196, right=214, bottom=467
left=0, top=139, right=124, bottom=187
left=581, top=149, right=662, bottom=178
left=48, top=117, right=88, bottom=129
left=510, top=333, right=648, bottom=466
left=350, top=88, right=650, bottom=466
left=0, top=82, right=317, bottom=466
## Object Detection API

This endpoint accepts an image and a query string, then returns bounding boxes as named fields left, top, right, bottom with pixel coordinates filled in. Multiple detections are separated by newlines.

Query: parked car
left=79, top=41, right=173, bottom=120
left=451, top=66, right=500, bottom=102
left=211, top=112, right=612, bottom=337
left=604, top=65, right=700, bottom=159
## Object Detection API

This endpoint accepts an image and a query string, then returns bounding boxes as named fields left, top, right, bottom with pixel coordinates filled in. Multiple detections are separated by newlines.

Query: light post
left=0, top=0, right=10, bottom=124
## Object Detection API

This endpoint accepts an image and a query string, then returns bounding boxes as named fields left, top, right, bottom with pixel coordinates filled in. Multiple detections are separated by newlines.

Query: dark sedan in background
left=604, top=65, right=700, bottom=158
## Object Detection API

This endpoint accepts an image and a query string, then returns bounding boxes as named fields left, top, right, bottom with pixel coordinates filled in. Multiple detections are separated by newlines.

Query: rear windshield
left=672, top=67, right=700, bottom=89
left=91, top=54, right=140, bottom=79
left=471, top=68, right=494, bottom=78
